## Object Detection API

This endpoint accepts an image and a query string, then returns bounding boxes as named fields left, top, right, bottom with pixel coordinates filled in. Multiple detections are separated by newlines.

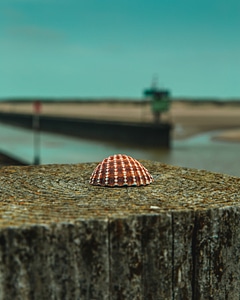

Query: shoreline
left=0, top=101, right=240, bottom=142
left=211, top=128, right=240, bottom=143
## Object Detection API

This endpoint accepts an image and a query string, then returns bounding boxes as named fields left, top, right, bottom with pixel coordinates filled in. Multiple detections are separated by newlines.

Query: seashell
left=89, top=154, right=153, bottom=187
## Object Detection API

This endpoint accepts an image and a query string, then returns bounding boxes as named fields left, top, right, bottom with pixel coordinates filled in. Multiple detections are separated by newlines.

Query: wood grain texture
left=0, top=161, right=239, bottom=299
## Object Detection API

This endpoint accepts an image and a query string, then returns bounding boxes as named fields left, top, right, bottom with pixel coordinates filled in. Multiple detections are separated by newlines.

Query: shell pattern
left=89, top=154, right=153, bottom=187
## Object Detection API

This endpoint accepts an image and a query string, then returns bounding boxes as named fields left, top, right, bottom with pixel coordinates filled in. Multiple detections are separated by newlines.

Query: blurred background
left=0, top=0, right=240, bottom=177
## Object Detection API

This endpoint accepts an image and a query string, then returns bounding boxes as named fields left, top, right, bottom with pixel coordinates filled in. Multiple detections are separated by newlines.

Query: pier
left=0, top=109, right=172, bottom=148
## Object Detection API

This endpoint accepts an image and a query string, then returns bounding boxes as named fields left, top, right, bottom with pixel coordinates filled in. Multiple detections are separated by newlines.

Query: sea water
left=0, top=123, right=240, bottom=177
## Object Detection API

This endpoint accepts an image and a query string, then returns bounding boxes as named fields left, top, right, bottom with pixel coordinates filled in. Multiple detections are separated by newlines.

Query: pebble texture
left=0, top=161, right=240, bottom=299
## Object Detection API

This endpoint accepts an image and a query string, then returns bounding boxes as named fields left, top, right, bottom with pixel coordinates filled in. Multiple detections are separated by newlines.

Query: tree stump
left=0, top=161, right=239, bottom=299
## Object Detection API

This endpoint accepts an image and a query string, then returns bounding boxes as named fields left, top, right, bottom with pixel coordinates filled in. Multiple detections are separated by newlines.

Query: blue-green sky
left=1, top=0, right=240, bottom=99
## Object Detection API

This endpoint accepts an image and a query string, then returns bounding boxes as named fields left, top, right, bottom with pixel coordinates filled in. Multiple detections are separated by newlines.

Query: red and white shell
left=89, top=154, right=153, bottom=187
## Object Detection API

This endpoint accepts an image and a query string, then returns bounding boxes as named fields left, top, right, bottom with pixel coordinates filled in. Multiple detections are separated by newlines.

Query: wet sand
left=0, top=101, right=240, bottom=141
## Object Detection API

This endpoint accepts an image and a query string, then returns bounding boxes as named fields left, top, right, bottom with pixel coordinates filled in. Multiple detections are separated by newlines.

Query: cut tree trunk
left=0, top=161, right=239, bottom=299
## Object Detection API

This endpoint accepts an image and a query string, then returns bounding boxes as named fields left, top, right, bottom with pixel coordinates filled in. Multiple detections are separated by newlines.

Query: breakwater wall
left=0, top=112, right=171, bottom=148
left=0, top=161, right=240, bottom=299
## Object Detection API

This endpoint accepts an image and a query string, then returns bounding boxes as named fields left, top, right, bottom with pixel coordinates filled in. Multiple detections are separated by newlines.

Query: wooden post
left=0, top=161, right=239, bottom=299
left=33, top=101, right=41, bottom=165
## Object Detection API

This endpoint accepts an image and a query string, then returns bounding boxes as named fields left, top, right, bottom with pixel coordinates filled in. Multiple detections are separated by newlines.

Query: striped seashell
left=89, top=154, right=153, bottom=187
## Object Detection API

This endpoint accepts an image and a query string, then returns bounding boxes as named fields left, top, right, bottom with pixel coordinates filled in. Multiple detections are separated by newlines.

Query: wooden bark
left=192, top=207, right=240, bottom=300
left=0, top=161, right=239, bottom=299
left=109, top=213, right=172, bottom=299
left=0, top=220, right=109, bottom=300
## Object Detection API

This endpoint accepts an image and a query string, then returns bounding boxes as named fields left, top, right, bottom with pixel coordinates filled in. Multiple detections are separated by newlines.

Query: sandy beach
left=0, top=101, right=240, bottom=141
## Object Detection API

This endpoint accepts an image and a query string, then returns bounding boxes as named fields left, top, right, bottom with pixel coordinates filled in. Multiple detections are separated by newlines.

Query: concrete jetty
left=0, top=112, right=172, bottom=148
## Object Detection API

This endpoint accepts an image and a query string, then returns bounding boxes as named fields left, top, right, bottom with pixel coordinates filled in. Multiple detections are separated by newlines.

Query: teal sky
left=1, top=0, right=240, bottom=99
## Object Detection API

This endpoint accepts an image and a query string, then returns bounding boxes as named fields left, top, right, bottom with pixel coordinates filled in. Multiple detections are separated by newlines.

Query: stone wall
left=0, top=161, right=239, bottom=299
